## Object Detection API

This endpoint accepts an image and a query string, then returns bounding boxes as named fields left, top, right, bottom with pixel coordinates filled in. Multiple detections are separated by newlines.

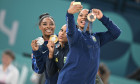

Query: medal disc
left=87, top=13, right=96, bottom=22
left=49, top=35, right=58, bottom=43
left=36, top=37, right=44, bottom=45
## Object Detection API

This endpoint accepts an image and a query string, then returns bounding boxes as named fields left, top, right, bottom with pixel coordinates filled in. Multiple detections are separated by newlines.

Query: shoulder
left=9, top=64, right=19, bottom=74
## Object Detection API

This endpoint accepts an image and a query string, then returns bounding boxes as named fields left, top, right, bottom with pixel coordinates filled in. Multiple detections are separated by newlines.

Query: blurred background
left=0, top=0, right=140, bottom=84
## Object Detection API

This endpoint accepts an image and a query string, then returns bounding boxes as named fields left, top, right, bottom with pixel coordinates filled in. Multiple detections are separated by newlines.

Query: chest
left=79, top=34, right=100, bottom=49
left=54, top=48, right=69, bottom=69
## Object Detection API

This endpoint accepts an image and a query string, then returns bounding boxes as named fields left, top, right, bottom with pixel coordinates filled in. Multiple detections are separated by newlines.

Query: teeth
left=81, top=21, right=85, bottom=24
left=46, top=29, right=51, bottom=32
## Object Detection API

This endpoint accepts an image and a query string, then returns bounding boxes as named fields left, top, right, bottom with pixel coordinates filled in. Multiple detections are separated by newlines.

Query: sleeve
left=96, top=15, right=121, bottom=47
left=66, top=12, right=80, bottom=45
left=32, top=50, right=45, bottom=74
left=45, top=57, right=58, bottom=77
left=11, top=69, right=19, bottom=84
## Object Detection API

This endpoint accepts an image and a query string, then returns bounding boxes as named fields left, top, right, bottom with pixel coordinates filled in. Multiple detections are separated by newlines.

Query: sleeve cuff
left=66, top=11, right=74, bottom=18
left=99, top=15, right=108, bottom=23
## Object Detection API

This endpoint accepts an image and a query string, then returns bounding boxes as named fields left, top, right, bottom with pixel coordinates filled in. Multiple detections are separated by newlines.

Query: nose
left=46, top=24, right=50, bottom=29
left=82, top=15, right=87, bottom=20
left=61, top=31, right=65, bottom=35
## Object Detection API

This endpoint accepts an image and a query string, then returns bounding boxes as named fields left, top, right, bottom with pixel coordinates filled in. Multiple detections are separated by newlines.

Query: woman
left=0, top=50, right=19, bottom=84
left=47, top=25, right=104, bottom=84
left=47, top=24, right=69, bottom=73
left=57, top=1, right=121, bottom=84
left=31, top=13, right=58, bottom=84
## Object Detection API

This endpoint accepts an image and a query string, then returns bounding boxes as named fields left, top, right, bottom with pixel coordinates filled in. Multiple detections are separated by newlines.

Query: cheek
left=39, top=26, right=44, bottom=31
left=52, top=26, right=55, bottom=32
left=64, top=34, right=68, bottom=41
left=77, top=18, right=80, bottom=23
left=77, top=16, right=81, bottom=22
left=58, top=32, right=61, bottom=37
left=2, top=57, right=6, bottom=61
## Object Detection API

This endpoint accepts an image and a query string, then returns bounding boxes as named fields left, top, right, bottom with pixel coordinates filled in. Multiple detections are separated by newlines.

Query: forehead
left=61, top=25, right=67, bottom=30
left=2, top=53, right=10, bottom=57
left=42, top=17, right=54, bottom=23
left=79, top=9, right=89, bottom=15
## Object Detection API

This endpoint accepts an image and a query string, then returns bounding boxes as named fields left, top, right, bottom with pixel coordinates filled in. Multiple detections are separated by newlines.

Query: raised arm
left=92, top=9, right=121, bottom=46
left=46, top=41, right=58, bottom=77
left=66, top=1, right=83, bottom=45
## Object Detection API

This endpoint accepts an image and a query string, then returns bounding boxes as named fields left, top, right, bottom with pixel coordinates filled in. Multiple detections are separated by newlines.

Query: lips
left=59, top=36, right=63, bottom=39
left=80, top=20, right=86, bottom=25
left=45, top=29, right=52, bottom=33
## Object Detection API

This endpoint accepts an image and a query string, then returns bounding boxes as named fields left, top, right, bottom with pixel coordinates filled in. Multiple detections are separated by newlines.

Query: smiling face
left=39, top=17, right=55, bottom=36
left=58, top=24, right=68, bottom=43
left=77, top=9, right=89, bottom=31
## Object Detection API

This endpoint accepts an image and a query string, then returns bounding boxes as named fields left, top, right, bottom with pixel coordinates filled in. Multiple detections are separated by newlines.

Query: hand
left=92, top=9, right=103, bottom=20
left=31, top=40, right=39, bottom=51
left=47, top=41, right=55, bottom=59
left=68, top=1, right=83, bottom=14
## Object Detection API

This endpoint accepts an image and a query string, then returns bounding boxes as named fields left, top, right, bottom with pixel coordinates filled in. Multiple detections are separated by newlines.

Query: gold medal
left=87, top=13, right=96, bottom=22
left=49, top=35, right=58, bottom=43
left=73, top=2, right=81, bottom=5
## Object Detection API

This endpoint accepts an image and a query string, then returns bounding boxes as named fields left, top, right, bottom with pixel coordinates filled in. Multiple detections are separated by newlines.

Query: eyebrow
left=42, top=22, right=54, bottom=24
left=80, top=13, right=88, bottom=15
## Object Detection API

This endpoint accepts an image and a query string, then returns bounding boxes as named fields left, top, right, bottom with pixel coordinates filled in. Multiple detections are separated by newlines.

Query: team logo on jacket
left=92, top=36, right=97, bottom=42
left=55, top=58, right=58, bottom=62
left=64, top=57, right=67, bottom=64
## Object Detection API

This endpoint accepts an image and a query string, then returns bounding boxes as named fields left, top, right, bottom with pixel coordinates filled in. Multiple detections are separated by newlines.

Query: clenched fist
left=68, top=1, right=83, bottom=14
left=47, top=41, right=55, bottom=59
left=31, top=40, right=39, bottom=51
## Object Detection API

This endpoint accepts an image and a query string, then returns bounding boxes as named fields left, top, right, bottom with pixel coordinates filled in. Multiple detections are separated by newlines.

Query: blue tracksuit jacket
left=32, top=41, right=58, bottom=84
left=57, top=12, right=121, bottom=84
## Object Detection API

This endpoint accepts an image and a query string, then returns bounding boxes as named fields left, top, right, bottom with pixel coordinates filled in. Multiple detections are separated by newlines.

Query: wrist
left=32, top=48, right=38, bottom=51
left=68, top=9, right=73, bottom=14
left=49, top=53, right=53, bottom=59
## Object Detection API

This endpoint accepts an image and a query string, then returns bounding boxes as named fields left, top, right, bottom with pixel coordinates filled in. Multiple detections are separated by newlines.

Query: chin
left=58, top=39, right=63, bottom=42
left=79, top=25, right=85, bottom=28
left=45, top=33, right=52, bottom=36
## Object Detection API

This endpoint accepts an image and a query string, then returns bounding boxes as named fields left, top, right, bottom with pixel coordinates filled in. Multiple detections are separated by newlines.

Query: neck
left=77, top=25, right=83, bottom=31
left=43, top=35, right=50, bottom=41
left=3, top=64, right=10, bottom=71
left=79, top=27, right=89, bottom=32
left=59, top=42, right=65, bottom=48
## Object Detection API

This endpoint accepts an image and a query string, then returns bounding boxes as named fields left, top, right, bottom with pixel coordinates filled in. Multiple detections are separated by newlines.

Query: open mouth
left=45, top=29, right=53, bottom=33
left=80, top=20, right=86, bottom=25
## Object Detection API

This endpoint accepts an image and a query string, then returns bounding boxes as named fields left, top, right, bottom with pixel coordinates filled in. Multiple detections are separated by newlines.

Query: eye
left=43, top=23, right=47, bottom=25
left=50, top=22, right=54, bottom=26
left=79, top=14, right=83, bottom=17
left=60, top=29, right=63, bottom=32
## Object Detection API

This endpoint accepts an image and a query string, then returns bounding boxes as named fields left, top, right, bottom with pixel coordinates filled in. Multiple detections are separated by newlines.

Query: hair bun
left=44, top=13, right=49, bottom=16
left=39, top=13, right=50, bottom=19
